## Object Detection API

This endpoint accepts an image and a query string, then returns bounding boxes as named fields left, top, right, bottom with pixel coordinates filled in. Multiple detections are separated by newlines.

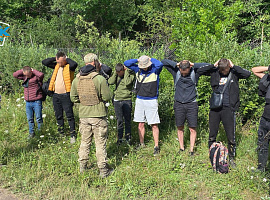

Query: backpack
left=209, top=142, right=229, bottom=174
left=174, top=68, right=196, bottom=89
left=258, top=74, right=270, bottom=97
left=37, top=77, right=53, bottom=101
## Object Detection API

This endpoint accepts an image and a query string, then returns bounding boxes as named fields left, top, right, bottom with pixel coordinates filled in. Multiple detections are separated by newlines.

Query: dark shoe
left=189, top=151, right=194, bottom=156
left=253, top=167, right=265, bottom=173
left=125, top=133, right=131, bottom=144
left=70, top=136, right=76, bottom=144
left=135, top=143, right=145, bottom=150
left=229, top=158, right=236, bottom=168
left=117, top=139, right=124, bottom=146
left=79, top=163, right=87, bottom=173
left=178, top=148, right=184, bottom=154
left=153, top=146, right=160, bottom=156
left=58, top=127, right=65, bottom=136
left=99, top=167, right=114, bottom=178
left=27, top=133, right=35, bottom=139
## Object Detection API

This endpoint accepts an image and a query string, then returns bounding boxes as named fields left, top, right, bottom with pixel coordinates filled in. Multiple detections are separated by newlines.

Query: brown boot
left=99, top=165, right=114, bottom=178
left=79, top=162, right=87, bottom=173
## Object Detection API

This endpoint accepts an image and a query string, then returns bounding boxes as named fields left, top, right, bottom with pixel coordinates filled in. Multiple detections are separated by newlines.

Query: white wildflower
left=12, top=113, right=15, bottom=117
left=40, top=135, right=44, bottom=138
left=179, top=163, right=185, bottom=169
left=251, top=167, right=256, bottom=171
left=42, top=114, right=46, bottom=118
left=113, top=126, right=116, bottom=129
left=16, top=98, right=21, bottom=102
left=21, top=96, right=24, bottom=99
left=109, top=115, right=114, bottom=120
left=250, top=176, right=254, bottom=179
left=0, top=86, right=2, bottom=89
left=46, top=129, right=49, bottom=132
left=263, top=178, right=267, bottom=182
left=105, top=102, right=110, bottom=107
left=63, top=141, right=65, bottom=144
left=4, top=130, right=8, bottom=133
left=175, top=138, right=179, bottom=141
left=17, top=104, right=22, bottom=107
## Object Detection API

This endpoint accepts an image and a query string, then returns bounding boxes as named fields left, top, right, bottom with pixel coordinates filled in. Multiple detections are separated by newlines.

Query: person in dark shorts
left=252, top=66, right=270, bottom=172
left=162, top=59, right=209, bottom=155
left=197, top=59, right=251, bottom=168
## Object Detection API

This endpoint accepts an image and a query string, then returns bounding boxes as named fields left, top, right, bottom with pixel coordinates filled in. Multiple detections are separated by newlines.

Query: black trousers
left=257, top=117, right=270, bottom=169
left=208, top=106, right=236, bottom=158
left=53, top=93, right=76, bottom=137
left=113, top=100, right=132, bottom=141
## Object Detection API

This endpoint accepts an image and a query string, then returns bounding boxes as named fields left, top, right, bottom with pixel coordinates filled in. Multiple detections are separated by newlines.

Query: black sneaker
left=189, top=152, right=194, bottom=156
left=117, top=139, right=124, bottom=146
left=178, top=148, right=184, bottom=154
left=153, top=146, right=160, bottom=156
left=135, top=143, right=145, bottom=150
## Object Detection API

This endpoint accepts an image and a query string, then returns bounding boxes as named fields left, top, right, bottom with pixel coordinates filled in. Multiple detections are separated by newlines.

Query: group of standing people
left=12, top=51, right=270, bottom=177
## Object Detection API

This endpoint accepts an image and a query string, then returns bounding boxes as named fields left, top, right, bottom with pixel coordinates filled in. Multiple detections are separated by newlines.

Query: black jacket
left=161, top=59, right=209, bottom=103
left=197, top=64, right=251, bottom=111
left=42, top=57, right=78, bottom=71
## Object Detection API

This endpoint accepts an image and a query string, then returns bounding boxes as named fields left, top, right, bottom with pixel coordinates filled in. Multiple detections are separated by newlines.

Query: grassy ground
left=0, top=93, right=269, bottom=200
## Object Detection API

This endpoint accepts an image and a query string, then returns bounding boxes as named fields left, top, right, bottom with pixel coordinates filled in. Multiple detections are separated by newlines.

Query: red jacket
left=13, top=69, right=44, bottom=101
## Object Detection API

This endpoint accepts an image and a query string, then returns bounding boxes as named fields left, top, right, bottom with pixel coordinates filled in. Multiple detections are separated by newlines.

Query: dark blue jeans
left=114, top=100, right=132, bottom=141
left=26, top=100, right=43, bottom=134
left=53, top=93, right=76, bottom=137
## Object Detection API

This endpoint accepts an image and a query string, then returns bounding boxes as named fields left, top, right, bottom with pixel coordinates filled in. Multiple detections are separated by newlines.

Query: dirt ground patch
left=0, top=188, right=24, bottom=200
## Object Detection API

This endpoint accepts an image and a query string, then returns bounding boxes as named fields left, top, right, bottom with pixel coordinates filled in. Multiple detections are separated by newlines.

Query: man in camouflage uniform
left=70, top=53, right=113, bottom=178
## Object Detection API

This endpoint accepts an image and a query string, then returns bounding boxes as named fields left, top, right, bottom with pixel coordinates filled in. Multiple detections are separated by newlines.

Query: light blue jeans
left=26, top=100, right=43, bottom=134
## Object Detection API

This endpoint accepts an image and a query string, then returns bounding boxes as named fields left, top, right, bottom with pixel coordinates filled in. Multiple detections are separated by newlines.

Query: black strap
left=112, top=76, right=123, bottom=102
left=220, top=72, right=232, bottom=94
left=36, top=79, right=43, bottom=97
left=115, top=76, right=123, bottom=91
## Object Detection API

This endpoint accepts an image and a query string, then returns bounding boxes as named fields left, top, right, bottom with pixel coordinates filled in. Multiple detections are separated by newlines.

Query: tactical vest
left=77, top=72, right=100, bottom=106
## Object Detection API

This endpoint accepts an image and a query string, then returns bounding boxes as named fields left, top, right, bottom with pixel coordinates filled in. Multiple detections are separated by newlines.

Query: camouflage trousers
left=78, top=117, right=108, bottom=169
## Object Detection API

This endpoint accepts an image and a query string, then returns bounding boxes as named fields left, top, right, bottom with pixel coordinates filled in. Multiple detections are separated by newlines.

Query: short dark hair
left=179, top=60, right=190, bottom=69
left=115, top=63, right=124, bottom=72
left=56, top=51, right=66, bottom=59
left=218, top=58, right=230, bottom=69
left=23, top=66, right=31, bottom=72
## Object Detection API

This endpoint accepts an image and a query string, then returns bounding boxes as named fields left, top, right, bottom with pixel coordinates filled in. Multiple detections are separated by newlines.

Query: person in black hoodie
left=252, top=66, right=270, bottom=172
left=197, top=58, right=251, bottom=168
left=161, top=59, right=209, bottom=155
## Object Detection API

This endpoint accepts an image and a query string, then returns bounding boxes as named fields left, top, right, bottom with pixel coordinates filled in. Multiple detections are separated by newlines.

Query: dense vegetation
left=1, top=0, right=270, bottom=199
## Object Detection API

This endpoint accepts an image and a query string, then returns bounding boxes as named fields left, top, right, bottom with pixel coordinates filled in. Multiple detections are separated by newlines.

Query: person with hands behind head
left=252, top=65, right=270, bottom=172
left=197, top=58, right=251, bottom=168
left=108, top=63, right=135, bottom=145
left=13, top=66, right=44, bottom=139
left=161, top=59, right=209, bottom=156
left=42, top=51, right=78, bottom=144
left=124, top=55, right=163, bottom=156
